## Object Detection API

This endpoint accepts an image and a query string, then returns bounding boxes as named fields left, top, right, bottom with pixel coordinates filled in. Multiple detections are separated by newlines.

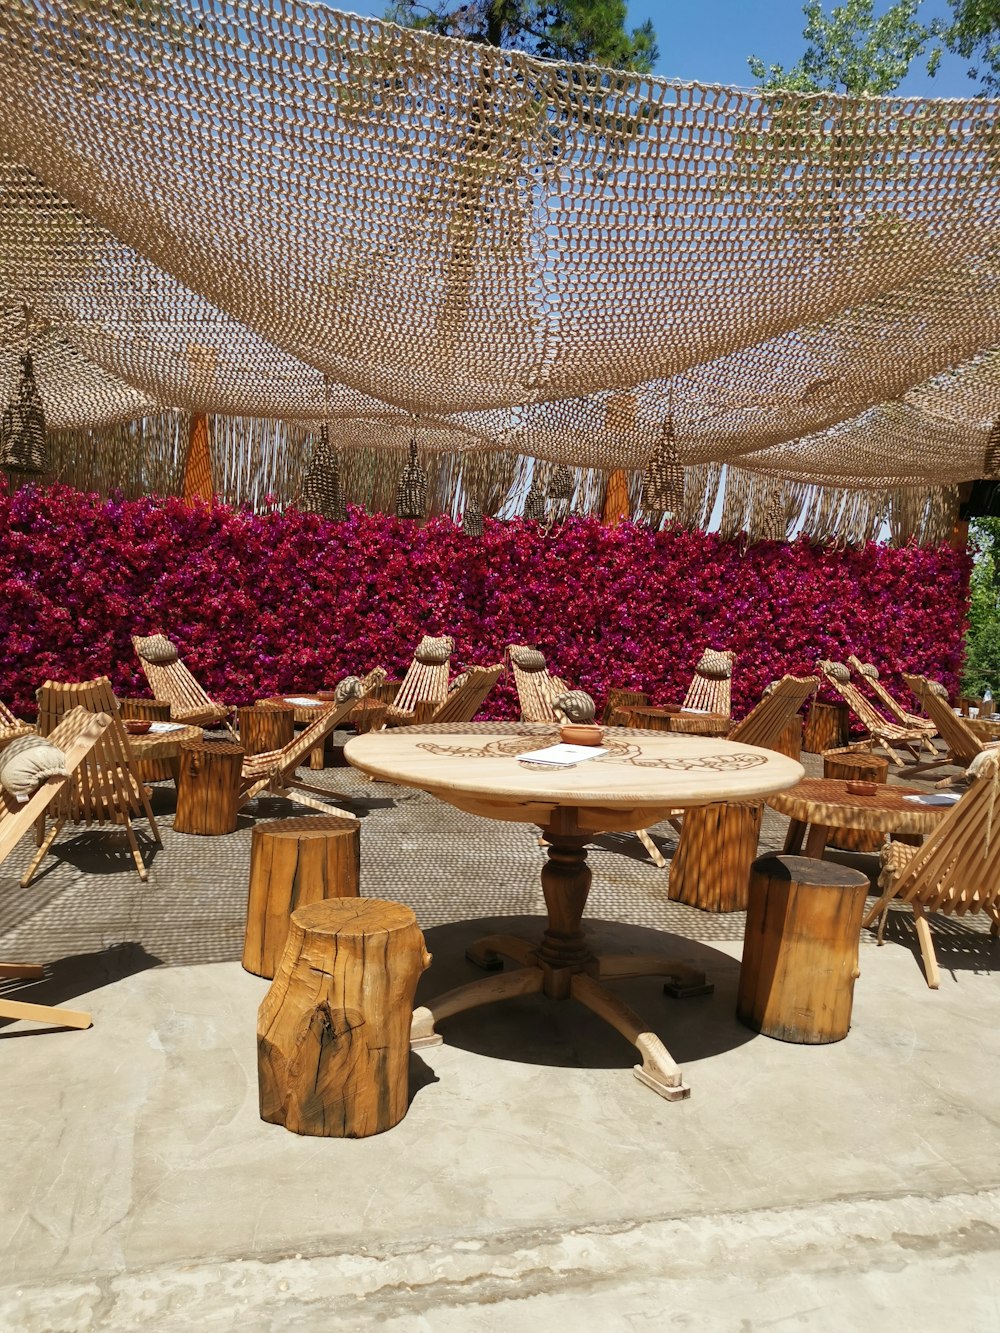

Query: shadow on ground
left=416, top=913, right=755, bottom=1072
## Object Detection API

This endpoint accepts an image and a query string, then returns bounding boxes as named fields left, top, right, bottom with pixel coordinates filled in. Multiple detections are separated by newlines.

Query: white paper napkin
left=518, top=744, right=608, bottom=766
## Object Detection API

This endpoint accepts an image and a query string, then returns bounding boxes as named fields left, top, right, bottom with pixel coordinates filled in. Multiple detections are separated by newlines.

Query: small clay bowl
left=316, top=690, right=338, bottom=700
left=124, top=719, right=152, bottom=736
left=660, top=704, right=682, bottom=715
left=845, top=780, right=878, bottom=797
left=560, top=723, right=604, bottom=747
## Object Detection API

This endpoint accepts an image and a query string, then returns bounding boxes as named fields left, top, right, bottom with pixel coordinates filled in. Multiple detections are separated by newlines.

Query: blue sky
left=357, top=1, right=980, bottom=98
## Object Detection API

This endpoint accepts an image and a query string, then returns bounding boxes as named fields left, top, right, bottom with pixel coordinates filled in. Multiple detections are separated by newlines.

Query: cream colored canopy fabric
left=0, top=0, right=997, bottom=487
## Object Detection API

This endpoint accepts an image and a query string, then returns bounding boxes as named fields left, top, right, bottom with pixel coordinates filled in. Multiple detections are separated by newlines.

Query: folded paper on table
left=902, top=792, right=962, bottom=806
left=284, top=696, right=323, bottom=707
left=518, top=744, right=609, bottom=767
left=147, top=721, right=186, bottom=733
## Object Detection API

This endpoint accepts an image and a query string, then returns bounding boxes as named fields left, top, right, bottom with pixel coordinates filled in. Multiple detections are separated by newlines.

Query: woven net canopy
left=0, top=0, right=997, bottom=496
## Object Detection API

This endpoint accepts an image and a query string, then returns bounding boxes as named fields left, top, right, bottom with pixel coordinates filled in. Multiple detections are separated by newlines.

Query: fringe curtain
left=17, top=415, right=959, bottom=547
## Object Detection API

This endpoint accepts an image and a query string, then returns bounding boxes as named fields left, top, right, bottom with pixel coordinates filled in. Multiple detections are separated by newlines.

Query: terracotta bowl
left=316, top=690, right=338, bottom=700
left=560, top=723, right=604, bottom=747
left=845, top=780, right=878, bottom=796
left=124, top=719, right=152, bottom=736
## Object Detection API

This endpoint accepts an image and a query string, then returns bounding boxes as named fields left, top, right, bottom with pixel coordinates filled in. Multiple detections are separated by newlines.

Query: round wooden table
left=627, top=706, right=730, bottom=737
left=127, top=723, right=204, bottom=782
left=767, top=778, right=951, bottom=860
left=345, top=721, right=803, bottom=1102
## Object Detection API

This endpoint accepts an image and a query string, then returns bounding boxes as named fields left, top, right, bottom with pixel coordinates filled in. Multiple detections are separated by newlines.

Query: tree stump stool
left=803, top=701, right=850, bottom=754
left=120, top=698, right=173, bottom=782
left=773, top=716, right=803, bottom=761
left=737, top=854, right=870, bottom=1043
left=238, top=703, right=295, bottom=757
left=822, top=749, right=890, bottom=852
left=173, top=739, right=244, bottom=835
left=243, top=815, right=361, bottom=979
left=349, top=698, right=388, bottom=734
left=669, top=801, right=764, bottom=912
left=257, top=899, right=431, bottom=1138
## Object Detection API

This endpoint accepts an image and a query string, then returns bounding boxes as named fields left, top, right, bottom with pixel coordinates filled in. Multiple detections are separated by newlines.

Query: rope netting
left=0, top=0, right=997, bottom=525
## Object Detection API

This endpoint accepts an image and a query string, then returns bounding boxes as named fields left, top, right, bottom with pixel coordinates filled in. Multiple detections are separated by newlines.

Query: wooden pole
left=182, top=412, right=214, bottom=503
left=243, top=815, right=360, bottom=979
left=257, top=899, right=431, bottom=1137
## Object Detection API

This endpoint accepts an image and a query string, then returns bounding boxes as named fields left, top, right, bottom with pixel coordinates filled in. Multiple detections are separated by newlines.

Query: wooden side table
left=821, top=749, right=889, bottom=851
left=239, top=703, right=294, bottom=756
left=174, top=739, right=245, bottom=835
left=803, top=701, right=850, bottom=753
left=738, top=854, right=870, bottom=1043
left=120, top=698, right=173, bottom=781
left=669, top=801, right=763, bottom=912
left=243, top=815, right=361, bottom=979
left=258, top=899, right=431, bottom=1137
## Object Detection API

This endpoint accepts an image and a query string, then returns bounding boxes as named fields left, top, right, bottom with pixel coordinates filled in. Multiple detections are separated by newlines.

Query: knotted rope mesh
left=0, top=0, right=996, bottom=532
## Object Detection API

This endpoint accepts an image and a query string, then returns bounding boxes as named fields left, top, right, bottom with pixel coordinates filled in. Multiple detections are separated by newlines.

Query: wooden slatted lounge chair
left=682, top=648, right=736, bottom=718
left=0, top=698, right=34, bottom=752
left=862, top=751, right=1000, bottom=988
left=33, top=677, right=162, bottom=884
left=507, top=645, right=570, bottom=723
left=383, top=636, right=455, bottom=725
left=0, top=707, right=113, bottom=1029
left=239, top=689, right=369, bottom=814
left=847, top=655, right=936, bottom=744
left=132, top=633, right=234, bottom=730
left=816, top=660, right=927, bottom=767
left=420, top=663, right=503, bottom=725
left=728, top=674, right=819, bottom=749
left=903, top=674, right=1000, bottom=779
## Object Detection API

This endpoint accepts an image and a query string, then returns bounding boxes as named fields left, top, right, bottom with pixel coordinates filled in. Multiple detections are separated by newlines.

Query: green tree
left=930, top=1, right=1000, bottom=92
left=963, top=518, right=1000, bottom=695
left=385, top=0, right=658, bottom=72
left=748, top=0, right=929, bottom=93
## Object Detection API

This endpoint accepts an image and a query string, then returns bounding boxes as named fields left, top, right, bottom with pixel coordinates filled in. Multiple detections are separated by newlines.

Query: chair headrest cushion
left=135, top=634, right=180, bottom=665
left=0, top=734, right=68, bottom=799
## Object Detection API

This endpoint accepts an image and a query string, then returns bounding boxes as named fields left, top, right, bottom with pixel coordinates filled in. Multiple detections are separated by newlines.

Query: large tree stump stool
left=257, top=899, right=431, bottom=1137
left=238, top=703, right=294, bottom=757
left=803, top=701, right=850, bottom=754
left=737, top=854, right=870, bottom=1043
left=669, top=801, right=764, bottom=912
left=773, top=716, right=803, bottom=761
left=120, top=698, right=173, bottom=782
left=243, top=815, right=361, bottom=979
left=174, top=739, right=244, bottom=835
left=822, top=749, right=890, bottom=851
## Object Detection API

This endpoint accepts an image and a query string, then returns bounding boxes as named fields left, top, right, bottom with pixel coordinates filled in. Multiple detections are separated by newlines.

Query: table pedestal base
left=410, top=829, right=713, bottom=1102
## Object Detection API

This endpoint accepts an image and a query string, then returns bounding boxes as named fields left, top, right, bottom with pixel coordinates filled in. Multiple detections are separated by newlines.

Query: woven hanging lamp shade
left=302, top=423, right=345, bottom=520
left=642, top=417, right=684, bottom=512
left=396, top=435, right=428, bottom=519
left=523, top=484, right=547, bottom=522
left=0, top=350, right=47, bottom=474
left=548, top=465, right=574, bottom=500
left=462, top=498, right=484, bottom=536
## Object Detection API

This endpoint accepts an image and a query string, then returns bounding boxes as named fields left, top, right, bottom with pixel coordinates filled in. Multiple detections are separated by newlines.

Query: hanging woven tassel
left=756, top=484, right=788, bottom=543
left=642, top=417, right=684, bottom=512
left=0, top=350, right=48, bottom=474
left=523, top=484, right=547, bottom=522
left=985, top=421, right=1000, bottom=480
left=548, top=465, right=574, bottom=500
left=396, top=433, right=428, bottom=519
left=462, top=498, right=484, bottom=536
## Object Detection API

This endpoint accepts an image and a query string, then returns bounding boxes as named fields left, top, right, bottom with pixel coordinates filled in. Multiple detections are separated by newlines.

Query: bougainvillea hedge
left=0, top=484, right=970, bottom=720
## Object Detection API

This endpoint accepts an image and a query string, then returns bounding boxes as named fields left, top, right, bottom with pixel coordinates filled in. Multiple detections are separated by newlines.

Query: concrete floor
left=1, top=741, right=999, bottom=1331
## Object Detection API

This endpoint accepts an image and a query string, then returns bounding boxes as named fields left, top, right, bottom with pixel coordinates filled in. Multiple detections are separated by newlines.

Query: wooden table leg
left=783, top=819, right=806, bottom=854
left=804, top=824, right=831, bottom=859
